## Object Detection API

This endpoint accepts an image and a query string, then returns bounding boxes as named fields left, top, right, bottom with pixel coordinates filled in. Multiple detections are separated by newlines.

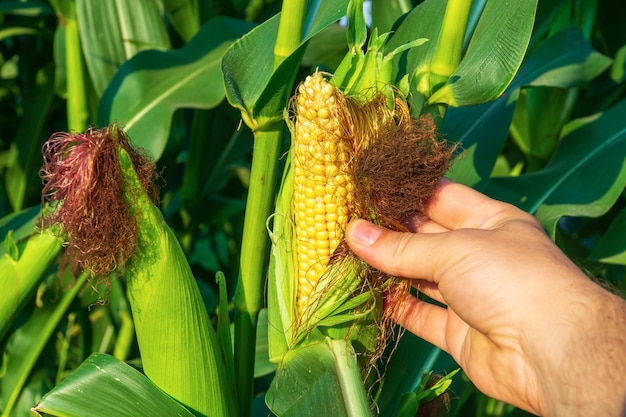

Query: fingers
left=411, top=280, right=445, bottom=304
left=390, top=293, right=449, bottom=351
left=425, top=178, right=522, bottom=230
left=346, top=219, right=453, bottom=282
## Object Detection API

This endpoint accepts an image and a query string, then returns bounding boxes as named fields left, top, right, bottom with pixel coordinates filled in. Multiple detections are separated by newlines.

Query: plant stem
left=233, top=126, right=283, bottom=417
left=426, top=0, right=472, bottom=124
left=273, top=0, right=307, bottom=69
left=233, top=2, right=309, bottom=415
left=328, top=338, right=372, bottom=417
left=64, top=14, right=88, bottom=132
left=430, top=0, right=471, bottom=88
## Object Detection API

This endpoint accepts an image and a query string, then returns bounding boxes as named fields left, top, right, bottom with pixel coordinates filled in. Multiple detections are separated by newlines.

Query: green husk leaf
left=3, top=230, right=18, bottom=261
left=267, top=152, right=296, bottom=362
left=118, top=147, right=237, bottom=417
left=266, top=339, right=371, bottom=417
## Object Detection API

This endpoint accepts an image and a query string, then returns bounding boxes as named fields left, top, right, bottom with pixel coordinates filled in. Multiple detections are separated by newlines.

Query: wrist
left=539, top=284, right=626, bottom=417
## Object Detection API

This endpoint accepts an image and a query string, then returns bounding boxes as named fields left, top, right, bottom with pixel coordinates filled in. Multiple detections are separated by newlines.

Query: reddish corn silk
left=40, top=125, right=159, bottom=278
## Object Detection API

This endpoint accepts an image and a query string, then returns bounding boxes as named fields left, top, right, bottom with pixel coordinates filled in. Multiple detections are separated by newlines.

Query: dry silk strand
left=293, top=73, right=354, bottom=316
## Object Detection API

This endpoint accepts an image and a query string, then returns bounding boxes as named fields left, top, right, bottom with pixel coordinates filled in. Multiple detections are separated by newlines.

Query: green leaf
left=266, top=342, right=347, bottom=417
left=0, top=1, right=53, bottom=17
left=0, top=228, right=62, bottom=341
left=254, top=308, right=276, bottom=378
left=76, top=0, right=171, bottom=96
left=3, top=230, right=18, bottom=260
left=445, top=28, right=612, bottom=189
left=4, top=64, right=55, bottom=211
left=371, top=0, right=412, bottom=34
left=376, top=335, right=460, bottom=417
left=429, top=0, right=538, bottom=106
left=384, top=0, right=447, bottom=91
left=32, top=353, right=195, bottom=417
left=414, top=368, right=460, bottom=402
left=486, top=97, right=626, bottom=238
left=222, top=0, right=349, bottom=128
left=346, top=0, right=367, bottom=52
left=394, top=392, right=418, bottom=417
left=611, top=44, right=626, bottom=83
left=216, top=271, right=237, bottom=395
left=2, top=271, right=87, bottom=417
left=509, top=87, right=578, bottom=167
left=162, top=0, right=200, bottom=42
left=98, top=17, right=252, bottom=160
left=266, top=339, right=370, bottom=417
left=0, top=205, right=41, bottom=246
left=589, top=208, right=626, bottom=265
left=118, top=147, right=237, bottom=417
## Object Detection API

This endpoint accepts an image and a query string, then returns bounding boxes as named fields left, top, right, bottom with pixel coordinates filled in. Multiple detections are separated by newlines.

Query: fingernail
left=350, top=220, right=383, bottom=246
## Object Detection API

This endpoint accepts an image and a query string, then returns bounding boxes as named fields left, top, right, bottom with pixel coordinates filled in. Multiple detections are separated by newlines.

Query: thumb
left=345, top=219, right=445, bottom=282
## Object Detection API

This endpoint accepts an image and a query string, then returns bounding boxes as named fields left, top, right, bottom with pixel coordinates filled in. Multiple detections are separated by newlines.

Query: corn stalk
left=231, top=1, right=308, bottom=415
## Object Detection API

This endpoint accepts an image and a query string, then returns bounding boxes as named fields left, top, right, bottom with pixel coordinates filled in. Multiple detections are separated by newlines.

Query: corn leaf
left=371, top=0, right=412, bottom=34
left=267, top=153, right=295, bottom=361
left=1, top=271, right=87, bottom=417
left=384, top=0, right=447, bottom=89
left=375, top=337, right=460, bottom=417
left=0, top=226, right=62, bottom=340
left=589, top=208, right=626, bottom=265
left=75, top=0, right=170, bottom=96
left=254, top=309, right=276, bottom=378
left=429, top=0, right=538, bottom=106
left=486, top=97, right=626, bottom=238
left=216, top=271, right=237, bottom=392
left=222, top=0, right=349, bottom=128
left=161, top=0, right=200, bottom=42
left=4, top=64, right=55, bottom=211
left=118, top=148, right=237, bottom=417
left=266, top=339, right=371, bottom=417
left=98, top=17, right=252, bottom=160
left=32, top=353, right=195, bottom=417
left=444, top=28, right=612, bottom=189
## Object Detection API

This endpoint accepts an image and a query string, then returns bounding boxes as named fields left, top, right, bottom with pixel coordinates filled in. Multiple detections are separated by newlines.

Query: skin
left=345, top=179, right=626, bottom=416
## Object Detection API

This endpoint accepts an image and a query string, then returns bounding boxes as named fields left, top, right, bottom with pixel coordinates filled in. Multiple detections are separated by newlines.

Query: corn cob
left=292, top=73, right=355, bottom=316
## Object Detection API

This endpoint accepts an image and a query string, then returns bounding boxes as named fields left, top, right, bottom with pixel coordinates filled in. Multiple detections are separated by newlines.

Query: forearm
left=542, top=285, right=626, bottom=417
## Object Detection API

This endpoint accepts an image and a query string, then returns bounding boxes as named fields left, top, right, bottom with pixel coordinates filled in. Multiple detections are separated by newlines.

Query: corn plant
left=0, top=1, right=625, bottom=417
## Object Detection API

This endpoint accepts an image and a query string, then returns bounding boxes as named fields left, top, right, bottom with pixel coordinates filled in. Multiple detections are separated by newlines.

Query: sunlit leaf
left=0, top=227, right=62, bottom=340
left=162, top=0, right=200, bottom=42
left=486, top=98, right=626, bottom=237
left=98, top=17, right=252, bottom=159
left=4, top=65, right=55, bottom=211
left=266, top=342, right=347, bottom=417
left=429, top=0, right=538, bottom=106
left=2, top=272, right=86, bottom=417
left=76, top=0, right=171, bottom=96
left=32, top=353, right=195, bottom=417
left=589, top=208, right=626, bottom=265
left=445, top=28, right=612, bottom=189
left=222, top=0, right=349, bottom=128
left=371, top=0, right=411, bottom=34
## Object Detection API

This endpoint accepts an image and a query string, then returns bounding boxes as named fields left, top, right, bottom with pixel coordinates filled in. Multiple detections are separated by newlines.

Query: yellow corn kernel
left=293, top=72, right=354, bottom=316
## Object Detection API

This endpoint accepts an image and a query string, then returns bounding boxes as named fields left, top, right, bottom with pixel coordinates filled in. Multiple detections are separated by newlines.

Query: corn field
left=1, top=0, right=625, bottom=416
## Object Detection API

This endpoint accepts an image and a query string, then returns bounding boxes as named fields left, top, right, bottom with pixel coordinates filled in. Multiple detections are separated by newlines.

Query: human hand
left=346, top=179, right=626, bottom=416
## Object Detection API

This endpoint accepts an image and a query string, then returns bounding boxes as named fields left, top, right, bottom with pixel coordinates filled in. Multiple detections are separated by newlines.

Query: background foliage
left=0, top=0, right=624, bottom=416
